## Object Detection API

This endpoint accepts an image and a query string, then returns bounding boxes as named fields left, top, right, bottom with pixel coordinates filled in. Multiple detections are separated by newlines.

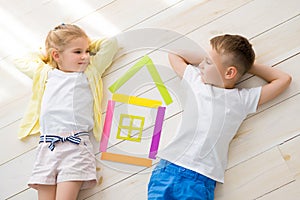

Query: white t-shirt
left=158, top=65, right=261, bottom=183
left=40, top=69, right=94, bottom=135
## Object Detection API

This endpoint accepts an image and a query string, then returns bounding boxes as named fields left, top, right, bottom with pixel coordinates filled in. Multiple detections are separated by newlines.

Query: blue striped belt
left=39, top=132, right=89, bottom=151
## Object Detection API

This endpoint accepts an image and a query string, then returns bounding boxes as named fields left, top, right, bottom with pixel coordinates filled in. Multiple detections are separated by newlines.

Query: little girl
left=16, top=24, right=118, bottom=199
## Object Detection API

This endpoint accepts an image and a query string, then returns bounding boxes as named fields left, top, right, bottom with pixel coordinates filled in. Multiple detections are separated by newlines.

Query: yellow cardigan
left=15, top=38, right=118, bottom=141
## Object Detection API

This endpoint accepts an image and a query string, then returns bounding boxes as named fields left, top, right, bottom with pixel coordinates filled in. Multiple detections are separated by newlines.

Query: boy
left=148, top=34, right=291, bottom=200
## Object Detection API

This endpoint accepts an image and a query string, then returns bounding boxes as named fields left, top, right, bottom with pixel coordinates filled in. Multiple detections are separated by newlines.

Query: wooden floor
left=1, top=0, right=300, bottom=199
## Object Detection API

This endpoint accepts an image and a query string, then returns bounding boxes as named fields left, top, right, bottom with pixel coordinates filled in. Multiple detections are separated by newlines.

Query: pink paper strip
left=100, top=100, right=115, bottom=152
left=149, top=106, right=166, bottom=159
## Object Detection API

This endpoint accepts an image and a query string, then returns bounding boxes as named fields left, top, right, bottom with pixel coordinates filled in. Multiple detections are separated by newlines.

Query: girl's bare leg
left=55, top=181, right=83, bottom=200
left=36, top=185, right=56, bottom=200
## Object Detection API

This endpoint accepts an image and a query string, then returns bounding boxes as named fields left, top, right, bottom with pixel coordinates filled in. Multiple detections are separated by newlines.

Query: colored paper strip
left=116, top=114, right=145, bottom=142
left=112, top=93, right=162, bottom=108
left=101, top=152, right=152, bottom=167
left=99, top=100, right=115, bottom=152
left=146, top=60, right=173, bottom=105
left=108, top=56, right=150, bottom=93
left=149, top=106, right=166, bottom=159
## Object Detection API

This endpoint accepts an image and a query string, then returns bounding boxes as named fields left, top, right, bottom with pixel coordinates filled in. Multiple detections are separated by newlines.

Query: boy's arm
left=168, top=53, right=204, bottom=78
left=168, top=53, right=188, bottom=78
left=248, top=63, right=292, bottom=106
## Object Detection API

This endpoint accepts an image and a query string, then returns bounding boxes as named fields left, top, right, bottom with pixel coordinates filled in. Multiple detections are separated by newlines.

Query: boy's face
left=54, top=37, right=90, bottom=72
left=198, top=46, right=227, bottom=87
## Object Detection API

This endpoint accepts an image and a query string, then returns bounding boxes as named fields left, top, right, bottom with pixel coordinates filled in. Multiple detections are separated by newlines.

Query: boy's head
left=199, top=34, right=255, bottom=88
left=210, top=34, right=255, bottom=77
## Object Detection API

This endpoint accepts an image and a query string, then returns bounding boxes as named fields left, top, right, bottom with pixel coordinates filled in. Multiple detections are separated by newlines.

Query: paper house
left=100, top=56, right=171, bottom=167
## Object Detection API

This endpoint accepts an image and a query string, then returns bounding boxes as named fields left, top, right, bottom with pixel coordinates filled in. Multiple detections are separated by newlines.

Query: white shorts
left=28, top=133, right=97, bottom=190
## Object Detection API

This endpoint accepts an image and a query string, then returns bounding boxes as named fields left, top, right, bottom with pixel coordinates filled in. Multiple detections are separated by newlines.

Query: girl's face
left=54, top=37, right=90, bottom=72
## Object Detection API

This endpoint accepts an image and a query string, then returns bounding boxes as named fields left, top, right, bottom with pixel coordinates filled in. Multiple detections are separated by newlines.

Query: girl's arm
left=14, top=51, right=46, bottom=79
left=248, top=63, right=292, bottom=106
left=89, top=37, right=118, bottom=75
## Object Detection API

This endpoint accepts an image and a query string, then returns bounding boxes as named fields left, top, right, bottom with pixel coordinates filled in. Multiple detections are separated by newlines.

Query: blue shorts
left=148, top=159, right=216, bottom=200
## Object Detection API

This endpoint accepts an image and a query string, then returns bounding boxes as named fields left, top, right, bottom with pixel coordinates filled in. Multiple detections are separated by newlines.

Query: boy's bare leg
left=37, top=185, right=56, bottom=200
left=56, top=181, right=83, bottom=200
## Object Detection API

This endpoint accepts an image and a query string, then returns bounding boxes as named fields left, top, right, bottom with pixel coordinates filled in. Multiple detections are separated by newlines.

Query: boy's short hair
left=210, top=34, right=255, bottom=76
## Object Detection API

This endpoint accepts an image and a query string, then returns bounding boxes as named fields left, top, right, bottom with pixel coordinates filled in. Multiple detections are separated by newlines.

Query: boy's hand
left=249, top=64, right=292, bottom=106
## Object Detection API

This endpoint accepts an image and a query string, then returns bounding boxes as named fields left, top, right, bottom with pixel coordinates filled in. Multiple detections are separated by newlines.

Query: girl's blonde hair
left=43, top=24, right=90, bottom=68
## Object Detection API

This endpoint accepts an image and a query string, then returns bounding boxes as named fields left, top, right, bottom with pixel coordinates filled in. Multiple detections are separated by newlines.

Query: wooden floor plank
left=76, top=0, right=183, bottom=37
left=252, top=16, right=300, bottom=66
left=279, top=135, right=300, bottom=178
left=132, top=0, right=252, bottom=34
left=0, top=95, right=30, bottom=129
left=84, top=169, right=152, bottom=200
left=8, top=188, right=37, bottom=200
left=0, top=59, right=31, bottom=108
left=215, top=147, right=294, bottom=200
left=0, top=0, right=116, bottom=59
left=0, top=150, right=35, bottom=200
left=257, top=177, right=300, bottom=200
left=0, top=121, right=38, bottom=165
